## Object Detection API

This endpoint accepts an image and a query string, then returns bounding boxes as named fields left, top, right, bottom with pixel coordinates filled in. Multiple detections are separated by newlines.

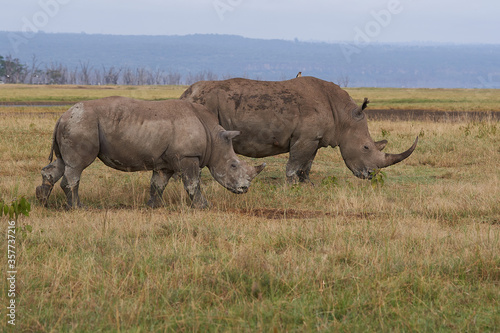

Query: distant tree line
left=0, top=54, right=228, bottom=86
left=0, top=54, right=352, bottom=87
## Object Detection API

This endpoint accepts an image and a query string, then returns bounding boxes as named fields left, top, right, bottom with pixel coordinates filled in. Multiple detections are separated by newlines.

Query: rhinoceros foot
left=146, top=197, right=164, bottom=209
left=286, top=171, right=315, bottom=186
left=36, top=184, right=53, bottom=207
left=191, top=200, right=211, bottom=210
left=188, top=191, right=211, bottom=209
left=63, top=202, right=86, bottom=210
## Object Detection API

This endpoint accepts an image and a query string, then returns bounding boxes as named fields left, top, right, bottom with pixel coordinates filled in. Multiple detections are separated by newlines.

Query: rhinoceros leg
left=286, top=140, right=319, bottom=184
left=36, top=158, right=65, bottom=207
left=60, top=166, right=85, bottom=209
left=56, top=125, right=99, bottom=208
left=179, top=157, right=209, bottom=209
left=147, top=169, right=174, bottom=208
left=299, top=153, right=318, bottom=182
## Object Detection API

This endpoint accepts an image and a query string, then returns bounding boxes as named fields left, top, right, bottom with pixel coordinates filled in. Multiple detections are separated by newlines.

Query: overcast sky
left=1, top=0, right=499, bottom=44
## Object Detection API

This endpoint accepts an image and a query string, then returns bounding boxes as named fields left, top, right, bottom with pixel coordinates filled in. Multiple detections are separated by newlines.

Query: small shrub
left=321, top=175, right=338, bottom=187
left=1, top=196, right=32, bottom=241
left=0, top=196, right=31, bottom=221
left=370, top=169, right=387, bottom=188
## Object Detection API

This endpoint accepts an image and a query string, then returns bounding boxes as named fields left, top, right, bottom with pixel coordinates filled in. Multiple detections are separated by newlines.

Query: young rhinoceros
left=36, top=96, right=265, bottom=209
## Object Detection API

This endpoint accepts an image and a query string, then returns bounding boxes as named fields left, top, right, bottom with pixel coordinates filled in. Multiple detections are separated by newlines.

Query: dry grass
left=0, top=91, right=499, bottom=331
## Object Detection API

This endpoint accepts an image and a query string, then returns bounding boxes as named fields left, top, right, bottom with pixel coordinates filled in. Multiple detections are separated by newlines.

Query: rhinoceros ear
left=362, top=97, right=369, bottom=110
left=375, top=139, right=388, bottom=151
left=220, top=130, right=241, bottom=141
left=353, top=98, right=370, bottom=119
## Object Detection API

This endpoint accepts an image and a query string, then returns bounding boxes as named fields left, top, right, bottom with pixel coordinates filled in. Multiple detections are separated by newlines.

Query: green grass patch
left=0, top=84, right=187, bottom=103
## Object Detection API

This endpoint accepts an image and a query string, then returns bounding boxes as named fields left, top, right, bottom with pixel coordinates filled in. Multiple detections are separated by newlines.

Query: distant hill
left=0, top=32, right=499, bottom=88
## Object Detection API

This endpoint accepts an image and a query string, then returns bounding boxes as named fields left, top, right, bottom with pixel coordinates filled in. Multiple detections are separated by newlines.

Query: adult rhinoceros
left=181, top=77, right=417, bottom=182
left=36, top=97, right=265, bottom=209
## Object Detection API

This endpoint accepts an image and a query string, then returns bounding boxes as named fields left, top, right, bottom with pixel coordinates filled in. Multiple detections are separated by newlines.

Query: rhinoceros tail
left=48, top=144, right=54, bottom=163
left=48, top=118, right=61, bottom=162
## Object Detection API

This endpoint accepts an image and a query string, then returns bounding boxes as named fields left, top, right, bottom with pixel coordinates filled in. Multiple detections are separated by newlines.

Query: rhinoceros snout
left=362, top=170, right=373, bottom=180
left=352, top=168, right=373, bottom=180
left=229, top=185, right=249, bottom=194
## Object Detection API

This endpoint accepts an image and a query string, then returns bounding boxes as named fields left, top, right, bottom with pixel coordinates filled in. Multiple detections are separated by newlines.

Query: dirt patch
left=368, top=109, right=500, bottom=122
left=233, top=208, right=376, bottom=220
left=2, top=103, right=498, bottom=122
left=237, top=208, right=325, bottom=219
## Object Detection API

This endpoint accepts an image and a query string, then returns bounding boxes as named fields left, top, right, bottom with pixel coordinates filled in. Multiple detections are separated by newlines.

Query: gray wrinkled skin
left=181, top=76, right=417, bottom=183
left=36, top=97, right=265, bottom=209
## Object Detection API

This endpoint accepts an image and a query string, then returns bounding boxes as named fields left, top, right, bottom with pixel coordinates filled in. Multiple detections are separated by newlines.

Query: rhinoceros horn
left=254, top=163, right=266, bottom=175
left=247, top=163, right=266, bottom=181
left=378, top=136, right=419, bottom=168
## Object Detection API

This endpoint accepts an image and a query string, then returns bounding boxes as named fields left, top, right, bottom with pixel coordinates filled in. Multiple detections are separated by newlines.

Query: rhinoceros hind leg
left=60, top=166, right=84, bottom=209
left=147, top=169, right=174, bottom=208
left=36, top=159, right=65, bottom=207
left=180, top=158, right=209, bottom=209
left=286, top=140, right=318, bottom=184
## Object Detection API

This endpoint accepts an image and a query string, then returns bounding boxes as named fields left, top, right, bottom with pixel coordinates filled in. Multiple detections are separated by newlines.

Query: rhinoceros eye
left=363, top=145, right=370, bottom=151
left=231, top=162, right=238, bottom=169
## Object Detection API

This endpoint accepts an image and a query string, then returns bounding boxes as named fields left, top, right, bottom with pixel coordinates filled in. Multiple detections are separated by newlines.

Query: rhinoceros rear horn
left=380, top=136, right=418, bottom=168
left=221, top=130, right=241, bottom=141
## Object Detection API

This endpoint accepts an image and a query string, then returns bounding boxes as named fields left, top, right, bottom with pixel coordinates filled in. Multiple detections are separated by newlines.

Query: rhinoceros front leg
left=36, top=158, right=65, bottom=207
left=286, top=140, right=319, bottom=184
left=147, top=169, right=173, bottom=208
left=179, top=157, right=209, bottom=209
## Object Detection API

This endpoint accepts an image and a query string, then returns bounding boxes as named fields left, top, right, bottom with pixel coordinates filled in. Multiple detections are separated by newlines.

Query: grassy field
left=0, top=84, right=186, bottom=103
left=1, top=83, right=500, bottom=112
left=0, top=85, right=499, bottom=331
left=345, top=87, right=500, bottom=112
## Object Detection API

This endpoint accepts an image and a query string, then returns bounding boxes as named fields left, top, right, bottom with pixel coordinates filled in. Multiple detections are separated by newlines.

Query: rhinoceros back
left=68, top=97, right=208, bottom=172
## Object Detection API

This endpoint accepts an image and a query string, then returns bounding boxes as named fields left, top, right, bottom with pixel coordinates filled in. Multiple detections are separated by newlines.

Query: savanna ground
left=0, top=84, right=499, bottom=332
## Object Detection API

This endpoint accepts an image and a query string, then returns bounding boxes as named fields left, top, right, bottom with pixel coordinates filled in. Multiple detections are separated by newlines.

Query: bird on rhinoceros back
left=35, top=97, right=265, bottom=209
left=180, top=76, right=417, bottom=183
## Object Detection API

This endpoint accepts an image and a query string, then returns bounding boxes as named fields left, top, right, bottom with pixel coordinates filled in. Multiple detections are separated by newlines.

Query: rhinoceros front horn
left=379, top=136, right=418, bottom=168
left=254, top=163, right=266, bottom=176
left=248, top=163, right=266, bottom=180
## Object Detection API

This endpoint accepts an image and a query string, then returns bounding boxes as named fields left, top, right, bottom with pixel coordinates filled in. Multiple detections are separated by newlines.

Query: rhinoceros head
left=208, top=130, right=266, bottom=193
left=338, top=98, right=418, bottom=179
